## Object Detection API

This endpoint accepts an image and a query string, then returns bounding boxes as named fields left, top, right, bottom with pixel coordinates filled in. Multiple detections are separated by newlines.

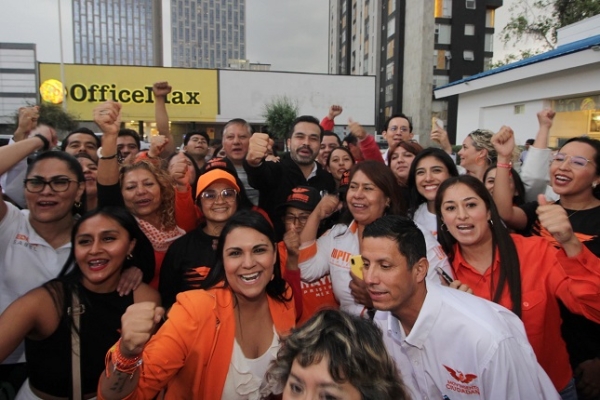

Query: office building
left=329, top=0, right=502, bottom=142
left=72, top=0, right=163, bottom=66
left=170, top=0, right=246, bottom=69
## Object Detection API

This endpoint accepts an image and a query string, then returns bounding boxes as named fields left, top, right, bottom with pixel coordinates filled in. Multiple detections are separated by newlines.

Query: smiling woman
left=98, top=210, right=295, bottom=400
left=0, top=207, right=159, bottom=399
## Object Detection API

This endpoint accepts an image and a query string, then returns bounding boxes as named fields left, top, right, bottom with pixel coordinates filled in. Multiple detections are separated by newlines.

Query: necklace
left=565, top=200, right=597, bottom=218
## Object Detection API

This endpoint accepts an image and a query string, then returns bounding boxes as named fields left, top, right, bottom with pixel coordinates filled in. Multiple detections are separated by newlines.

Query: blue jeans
left=560, top=378, right=578, bottom=400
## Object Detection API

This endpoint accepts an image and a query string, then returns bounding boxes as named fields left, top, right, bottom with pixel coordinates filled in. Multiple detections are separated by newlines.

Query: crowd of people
left=0, top=82, right=599, bottom=400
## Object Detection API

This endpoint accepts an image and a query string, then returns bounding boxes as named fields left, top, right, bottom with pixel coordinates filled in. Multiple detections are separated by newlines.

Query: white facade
left=218, top=70, right=375, bottom=125
left=434, top=18, right=600, bottom=147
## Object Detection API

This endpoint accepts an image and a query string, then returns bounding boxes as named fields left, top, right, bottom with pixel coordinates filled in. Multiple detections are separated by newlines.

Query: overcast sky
left=0, top=0, right=524, bottom=72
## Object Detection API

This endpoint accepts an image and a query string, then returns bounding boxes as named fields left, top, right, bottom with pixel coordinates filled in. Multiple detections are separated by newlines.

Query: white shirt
left=234, top=166, right=259, bottom=206
left=375, top=283, right=559, bottom=400
left=413, top=203, right=437, bottom=239
left=299, top=220, right=452, bottom=316
left=0, top=203, right=72, bottom=363
left=0, top=138, right=28, bottom=208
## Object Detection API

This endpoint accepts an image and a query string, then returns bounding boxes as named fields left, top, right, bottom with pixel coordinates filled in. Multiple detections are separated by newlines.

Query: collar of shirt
left=452, top=243, right=500, bottom=279
left=306, top=162, right=318, bottom=180
left=385, top=283, right=443, bottom=350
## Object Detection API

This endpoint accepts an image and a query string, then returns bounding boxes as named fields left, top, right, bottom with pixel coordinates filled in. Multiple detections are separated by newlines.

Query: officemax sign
left=69, top=84, right=202, bottom=105
left=39, top=63, right=218, bottom=121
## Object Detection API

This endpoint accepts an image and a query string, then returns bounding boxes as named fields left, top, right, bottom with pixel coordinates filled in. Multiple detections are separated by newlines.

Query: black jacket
left=243, top=154, right=336, bottom=238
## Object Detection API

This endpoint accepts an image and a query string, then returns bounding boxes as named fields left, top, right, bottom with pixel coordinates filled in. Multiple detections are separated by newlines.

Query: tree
left=262, top=96, right=298, bottom=148
left=12, top=102, right=79, bottom=137
left=496, top=0, right=600, bottom=66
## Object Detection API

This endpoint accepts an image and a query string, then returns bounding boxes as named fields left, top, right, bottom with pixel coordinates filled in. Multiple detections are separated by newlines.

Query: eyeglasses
left=552, top=153, right=595, bottom=168
left=388, top=126, right=410, bottom=133
left=24, top=178, right=78, bottom=193
left=284, top=214, right=310, bottom=225
left=200, top=188, right=238, bottom=202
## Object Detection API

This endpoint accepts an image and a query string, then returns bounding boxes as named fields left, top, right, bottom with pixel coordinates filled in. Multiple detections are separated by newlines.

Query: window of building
left=387, top=40, right=395, bottom=60
left=388, top=0, right=396, bottom=14
left=464, top=24, right=475, bottom=36
left=386, top=62, right=394, bottom=81
left=387, top=17, right=395, bottom=37
left=514, top=104, right=525, bottom=114
left=483, top=57, right=493, bottom=71
left=484, top=33, right=494, bottom=52
left=385, top=84, right=393, bottom=102
left=434, top=0, right=452, bottom=18
left=433, top=75, right=450, bottom=88
left=463, top=50, right=474, bottom=61
left=466, top=0, right=475, bottom=9
left=486, top=9, right=495, bottom=27
left=436, top=24, right=451, bottom=45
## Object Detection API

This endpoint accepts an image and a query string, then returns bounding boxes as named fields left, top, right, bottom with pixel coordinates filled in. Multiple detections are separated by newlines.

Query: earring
left=593, top=182, right=598, bottom=189
left=488, top=219, right=494, bottom=226
left=440, top=222, right=448, bottom=232
left=74, top=201, right=82, bottom=208
left=126, top=254, right=133, bottom=260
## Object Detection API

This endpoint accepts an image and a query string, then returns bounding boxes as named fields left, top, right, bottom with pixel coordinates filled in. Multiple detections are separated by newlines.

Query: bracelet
left=105, top=339, right=143, bottom=378
left=496, top=162, right=512, bottom=169
left=97, top=147, right=118, bottom=160
left=34, top=134, right=50, bottom=151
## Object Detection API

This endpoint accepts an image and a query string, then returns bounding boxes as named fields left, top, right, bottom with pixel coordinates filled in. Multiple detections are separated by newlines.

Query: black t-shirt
left=520, top=201, right=600, bottom=367
left=159, top=225, right=218, bottom=309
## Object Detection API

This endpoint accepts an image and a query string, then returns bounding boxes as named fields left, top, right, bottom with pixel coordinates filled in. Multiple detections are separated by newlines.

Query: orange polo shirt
left=452, top=234, right=600, bottom=392
left=279, top=242, right=339, bottom=326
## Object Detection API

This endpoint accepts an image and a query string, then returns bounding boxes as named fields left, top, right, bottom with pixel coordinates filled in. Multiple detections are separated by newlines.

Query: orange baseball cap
left=196, top=169, right=240, bottom=197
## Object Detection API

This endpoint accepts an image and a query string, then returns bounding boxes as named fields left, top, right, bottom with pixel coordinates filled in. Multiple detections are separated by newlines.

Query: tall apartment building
left=329, top=0, right=502, bottom=142
left=72, top=0, right=163, bottom=66
left=170, top=0, right=246, bottom=68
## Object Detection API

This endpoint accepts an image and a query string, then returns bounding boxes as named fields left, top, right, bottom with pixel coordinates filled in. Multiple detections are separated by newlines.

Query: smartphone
left=350, top=255, right=364, bottom=279
left=432, top=116, right=444, bottom=130
left=436, top=267, right=453, bottom=285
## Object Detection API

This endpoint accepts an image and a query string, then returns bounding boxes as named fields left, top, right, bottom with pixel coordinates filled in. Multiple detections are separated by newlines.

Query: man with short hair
left=182, top=131, right=209, bottom=169
left=317, top=131, right=342, bottom=166
left=381, top=114, right=413, bottom=163
left=116, top=129, right=141, bottom=163
left=245, top=115, right=336, bottom=238
left=60, top=127, right=100, bottom=161
left=361, top=215, right=559, bottom=400
left=221, top=118, right=258, bottom=205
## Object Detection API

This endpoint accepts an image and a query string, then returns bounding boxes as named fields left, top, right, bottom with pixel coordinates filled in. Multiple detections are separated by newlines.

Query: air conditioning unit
left=445, top=52, right=452, bottom=60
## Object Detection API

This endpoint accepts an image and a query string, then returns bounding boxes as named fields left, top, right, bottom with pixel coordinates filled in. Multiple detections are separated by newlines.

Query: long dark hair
left=202, top=210, right=290, bottom=303
left=435, top=175, right=522, bottom=317
left=407, top=148, right=458, bottom=217
left=44, top=207, right=141, bottom=331
left=339, top=161, right=407, bottom=225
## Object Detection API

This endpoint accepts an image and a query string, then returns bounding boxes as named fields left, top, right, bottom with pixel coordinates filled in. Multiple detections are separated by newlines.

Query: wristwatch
left=97, top=147, right=117, bottom=160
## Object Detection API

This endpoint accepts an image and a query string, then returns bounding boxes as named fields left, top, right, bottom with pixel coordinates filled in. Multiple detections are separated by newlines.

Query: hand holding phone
left=350, top=255, right=364, bottom=280
left=436, top=267, right=453, bottom=285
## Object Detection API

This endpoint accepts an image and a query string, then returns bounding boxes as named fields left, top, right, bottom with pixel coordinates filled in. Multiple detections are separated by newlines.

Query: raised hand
left=148, top=135, right=169, bottom=158
left=430, top=125, right=452, bottom=154
left=169, top=150, right=191, bottom=187
left=314, top=194, right=340, bottom=220
left=328, top=105, right=343, bottom=120
left=348, top=118, right=367, bottom=140
left=17, top=106, right=40, bottom=138
left=491, top=126, right=515, bottom=160
left=246, top=132, right=270, bottom=166
left=120, top=302, right=164, bottom=358
left=537, top=194, right=582, bottom=256
left=283, top=226, right=301, bottom=258
left=537, top=109, right=556, bottom=130
left=152, top=81, right=172, bottom=98
left=93, top=101, right=122, bottom=137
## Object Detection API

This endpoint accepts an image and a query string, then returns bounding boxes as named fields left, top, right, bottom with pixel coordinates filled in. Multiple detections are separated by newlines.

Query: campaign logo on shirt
left=533, top=222, right=596, bottom=248
left=443, top=365, right=480, bottom=395
left=13, top=233, right=38, bottom=250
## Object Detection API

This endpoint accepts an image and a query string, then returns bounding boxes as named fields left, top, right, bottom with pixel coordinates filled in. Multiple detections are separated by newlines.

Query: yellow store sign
left=39, top=64, right=218, bottom=122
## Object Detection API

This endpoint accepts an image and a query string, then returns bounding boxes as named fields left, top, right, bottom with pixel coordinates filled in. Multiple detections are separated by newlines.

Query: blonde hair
left=119, top=160, right=177, bottom=229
